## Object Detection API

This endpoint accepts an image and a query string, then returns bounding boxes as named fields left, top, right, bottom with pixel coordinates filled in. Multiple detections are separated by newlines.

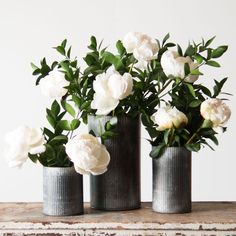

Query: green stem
left=168, top=128, right=175, bottom=147
left=186, top=121, right=204, bottom=144
left=157, top=79, right=173, bottom=96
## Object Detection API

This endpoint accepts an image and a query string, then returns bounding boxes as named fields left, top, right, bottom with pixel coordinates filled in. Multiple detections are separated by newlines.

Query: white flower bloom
left=91, top=66, right=134, bottom=115
left=153, top=106, right=188, bottom=131
left=122, top=32, right=159, bottom=69
left=39, top=70, right=70, bottom=99
left=122, top=32, right=142, bottom=53
left=200, top=98, right=231, bottom=129
left=65, top=134, right=110, bottom=175
left=5, top=126, right=46, bottom=168
left=108, top=73, right=133, bottom=100
left=161, top=50, right=199, bottom=83
left=91, top=93, right=119, bottom=116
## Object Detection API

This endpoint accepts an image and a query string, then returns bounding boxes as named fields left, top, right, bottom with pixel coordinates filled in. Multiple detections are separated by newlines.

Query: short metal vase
left=152, top=147, right=192, bottom=213
left=88, top=115, right=141, bottom=211
left=43, top=166, right=83, bottom=216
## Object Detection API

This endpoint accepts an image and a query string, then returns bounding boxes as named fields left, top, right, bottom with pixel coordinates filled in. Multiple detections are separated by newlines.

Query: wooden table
left=0, top=202, right=236, bottom=235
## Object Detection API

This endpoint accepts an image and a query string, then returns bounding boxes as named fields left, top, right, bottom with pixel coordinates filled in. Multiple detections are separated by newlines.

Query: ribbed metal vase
left=88, top=115, right=141, bottom=211
left=152, top=147, right=192, bottom=213
left=43, top=166, right=83, bottom=216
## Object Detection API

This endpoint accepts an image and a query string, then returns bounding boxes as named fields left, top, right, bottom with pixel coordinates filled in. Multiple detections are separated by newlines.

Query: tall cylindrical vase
left=152, top=147, right=191, bottom=213
left=88, top=115, right=141, bottom=211
left=43, top=166, right=83, bottom=216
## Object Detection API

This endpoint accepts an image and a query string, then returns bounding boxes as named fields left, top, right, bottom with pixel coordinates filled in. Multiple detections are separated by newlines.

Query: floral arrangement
left=4, top=32, right=231, bottom=171
left=139, top=35, right=231, bottom=157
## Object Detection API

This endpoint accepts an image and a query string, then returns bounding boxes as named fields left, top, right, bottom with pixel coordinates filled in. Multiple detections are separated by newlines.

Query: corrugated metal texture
left=43, top=166, right=83, bottom=216
left=88, top=115, right=141, bottom=211
left=152, top=147, right=192, bottom=213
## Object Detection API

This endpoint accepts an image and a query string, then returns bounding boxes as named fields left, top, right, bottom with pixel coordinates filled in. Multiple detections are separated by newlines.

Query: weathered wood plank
left=0, top=202, right=236, bottom=235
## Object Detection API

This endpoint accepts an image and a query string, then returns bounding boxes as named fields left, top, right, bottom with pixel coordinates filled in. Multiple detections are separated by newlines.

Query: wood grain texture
left=0, top=202, right=236, bottom=235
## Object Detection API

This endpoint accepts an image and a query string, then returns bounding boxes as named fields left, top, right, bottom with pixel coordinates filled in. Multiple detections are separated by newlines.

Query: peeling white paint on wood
left=0, top=202, right=236, bottom=236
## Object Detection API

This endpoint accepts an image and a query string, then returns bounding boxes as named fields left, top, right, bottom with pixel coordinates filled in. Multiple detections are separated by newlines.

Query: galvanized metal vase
left=88, top=115, right=141, bottom=211
left=152, top=147, right=192, bottom=213
left=43, top=166, right=83, bottom=216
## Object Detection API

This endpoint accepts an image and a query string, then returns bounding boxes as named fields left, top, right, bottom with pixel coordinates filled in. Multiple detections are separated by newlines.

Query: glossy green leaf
left=212, top=45, right=228, bottom=58
left=206, top=60, right=220, bottom=67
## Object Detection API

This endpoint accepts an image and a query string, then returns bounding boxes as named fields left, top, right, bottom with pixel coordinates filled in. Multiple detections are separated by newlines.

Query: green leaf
left=60, top=62, right=70, bottom=72
left=32, top=68, right=41, bottom=76
left=208, top=135, right=219, bottom=145
left=49, top=135, right=68, bottom=145
left=101, top=131, right=116, bottom=140
left=184, top=63, right=190, bottom=76
left=213, top=78, right=228, bottom=97
left=162, top=33, right=170, bottom=45
left=201, top=119, right=213, bottom=129
left=206, top=60, right=220, bottom=67
left=46, top=114, right=56, bottom=128
left=150, top=143, right=166, bottom=158
left=88, top=36, right=97, bottom=50
left=61, top=39, right=67, bottom=48
left=61, top=101, right=76, bottom=117
left=199, top=85, right=211, bottom=97
left=51, top=100, right=60, bottom=117
left=102, top=52, right=124, bottom=70
left=58, top=120, right=71, bottom=131
left=205, top=36, right=216, bottom=47
left=116, top=40, right=126, bottom=55
left=177, top=44, right=183, bottom=56
left=84, top=53, right=98, bottom=66
left=28, top=153, right=38, bottom=163
left=193, top=54, right=204, bottom=64
left=165, top=43, right=176, bottom=47
left=30, top=63, right=38, bottom=70
left=70, top=119, right=80, bottom=130
left=45, top=144, right=56, bottom=159
left=190, top=69, right=203, bottom=75
left=55, top=46, right=66, bottom=56
left=67, top=46, right=72, bottom=58
left=185, top=143, right=201, bottom=152
left=184, top=45, right=195, bottom=57
left=212, top=45, right=228, bottom=58
left=57, top=111, right=66, bottom=121
left=189, top=100, right=201, bottom=108
left=81, top=101, right=91, bottom=110
left=186, top=83, right=196, bottom=97
left=207, top=48, right=212, bottom=60
left=43, top=128, right=54, bottom=139
left=164, top=129, right=171, bottom=145
left=72, top=94, right=81, bottom=108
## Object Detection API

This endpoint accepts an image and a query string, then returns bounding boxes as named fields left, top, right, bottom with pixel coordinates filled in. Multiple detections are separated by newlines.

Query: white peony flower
left=5, top=126, right=46, bottom=168
left=108, top=72, right=133, bottom=100
left=153, top=106, right=188, bottom=131
left=91, top=93, right=119, bottom=116
left=39, top=70, right=70, bottom=99
left=200, top=98, right=231, bottom=129
left=122, top=32, right=159, bottom=69
left=161, top=50, right=199, bottom=83
left=65, top=134, right=110, bottom=175
left=91, top=66, right=134, bottom=115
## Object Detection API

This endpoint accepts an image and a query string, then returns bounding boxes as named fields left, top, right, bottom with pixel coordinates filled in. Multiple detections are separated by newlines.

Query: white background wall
left=0, top=0, right=235, bottom=202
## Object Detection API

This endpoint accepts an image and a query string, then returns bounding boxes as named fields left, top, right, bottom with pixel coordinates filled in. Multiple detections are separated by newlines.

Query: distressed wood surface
left=0, top=202, right=236, bottom=236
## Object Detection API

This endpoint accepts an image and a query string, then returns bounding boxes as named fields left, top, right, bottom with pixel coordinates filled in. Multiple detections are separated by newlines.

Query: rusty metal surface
left=0, top=202, right=236, bottom=235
